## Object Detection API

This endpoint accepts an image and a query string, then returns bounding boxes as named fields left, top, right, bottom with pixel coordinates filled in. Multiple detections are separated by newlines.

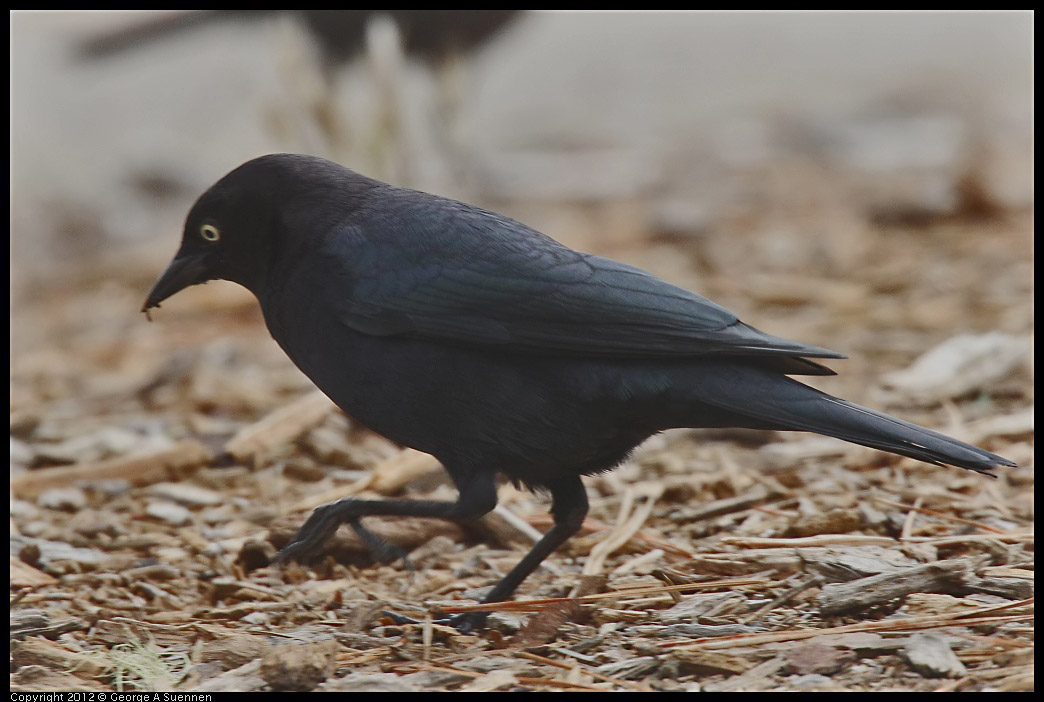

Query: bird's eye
left=200, top=224, right=221, bottom=242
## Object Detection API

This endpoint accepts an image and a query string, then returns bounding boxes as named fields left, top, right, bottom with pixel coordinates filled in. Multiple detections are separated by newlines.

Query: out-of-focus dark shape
left=303, top=11, right=519, bottom=65
left=78, top=10, right=520, bottom=67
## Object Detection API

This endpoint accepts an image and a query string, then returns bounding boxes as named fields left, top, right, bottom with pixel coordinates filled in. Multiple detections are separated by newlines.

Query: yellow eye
left=200, top=224, right=221, bottom=242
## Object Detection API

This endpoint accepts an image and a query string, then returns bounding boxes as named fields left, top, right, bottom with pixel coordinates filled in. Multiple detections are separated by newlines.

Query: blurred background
left=11, top=11, right=1032, bottom=269
left=9, top=12, right=1034, bottom=692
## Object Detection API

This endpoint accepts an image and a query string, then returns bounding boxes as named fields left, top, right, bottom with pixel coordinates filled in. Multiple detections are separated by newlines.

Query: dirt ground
left=10, top=145, right=1033, bottom=692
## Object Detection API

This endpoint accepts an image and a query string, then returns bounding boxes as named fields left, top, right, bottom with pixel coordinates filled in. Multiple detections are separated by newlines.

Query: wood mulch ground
left=10, top=176, right=1033, bottom=692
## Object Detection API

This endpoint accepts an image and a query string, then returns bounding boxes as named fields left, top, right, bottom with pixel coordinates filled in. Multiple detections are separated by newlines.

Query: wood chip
left=9, top=557, right=58, bottom=588
left=201, top=634, right=271, bottom=670
left=11, top=439, right=213, bottom=499
left=511, top=600, right=584, bottom=647
left=225, top=390, right=335, bottom=463
left=882, top=332, right=1031, bottom=401
left=189, top=659, right=267, bottom=693
left=321, top=672, right=421, bottom=692
left=11, top=637, right=108, bottom=679
left=288, top=448, right=442, bottom=513
left=817, top=558, right=980, bottom=616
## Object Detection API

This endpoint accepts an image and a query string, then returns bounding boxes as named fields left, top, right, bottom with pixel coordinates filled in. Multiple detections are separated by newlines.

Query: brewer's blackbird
left=143, top=154, right=1014, bottom=631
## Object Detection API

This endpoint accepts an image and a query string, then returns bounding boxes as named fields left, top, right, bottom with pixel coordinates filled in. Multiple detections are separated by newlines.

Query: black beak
left=142, top=252, right=210, bottom=315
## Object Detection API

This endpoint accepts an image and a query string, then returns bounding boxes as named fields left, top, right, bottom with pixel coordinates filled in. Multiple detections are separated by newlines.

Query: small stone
left=146, top=500, right=192, bottom=525
left=37, top=487, right=87, bottom=511
left=322, top=672, right=420, bottom=692
left=260, top=640, right=338, bottom=692
left=149, top=482, right=222, bottom=506
left=10, top=498, right=39, bottom=519
left=11, top=437, right=34, bottom=465
left=903, top=633, right=967, bottom=678
left=784, top=642, right=854, bottom=675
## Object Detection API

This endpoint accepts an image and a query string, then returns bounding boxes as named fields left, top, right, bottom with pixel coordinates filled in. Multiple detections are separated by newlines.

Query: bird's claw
left=273, top=516, right=414, bottom=569
left=380, top=610, right=489, bottom=634
left=273, top=538, right=313, bottom=564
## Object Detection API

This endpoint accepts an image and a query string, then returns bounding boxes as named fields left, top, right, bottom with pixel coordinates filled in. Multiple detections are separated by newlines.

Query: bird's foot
left=272, top=537, right=317, bottom=565
left=274, top=516, right=412, bottom=570
left=380, top=610, right=489, bottom=634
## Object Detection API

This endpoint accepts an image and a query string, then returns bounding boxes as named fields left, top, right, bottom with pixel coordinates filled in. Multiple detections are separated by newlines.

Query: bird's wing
left=325, top=197, right=845, bottom=363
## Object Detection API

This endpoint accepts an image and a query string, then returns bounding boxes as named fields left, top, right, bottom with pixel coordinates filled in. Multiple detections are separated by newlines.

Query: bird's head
left=142, top=154, right=376, bottom=317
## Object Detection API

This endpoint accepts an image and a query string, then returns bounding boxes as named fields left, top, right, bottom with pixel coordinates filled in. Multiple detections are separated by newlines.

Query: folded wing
left=328, top=196, right=845, bottom=373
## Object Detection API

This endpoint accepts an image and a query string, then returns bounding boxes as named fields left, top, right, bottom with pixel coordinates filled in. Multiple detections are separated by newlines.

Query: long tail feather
left=690, top=363, right=1015, bottom=475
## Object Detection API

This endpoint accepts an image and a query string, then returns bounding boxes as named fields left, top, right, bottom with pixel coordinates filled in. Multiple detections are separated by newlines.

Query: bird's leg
left=279, top=470, right=589, bottom=633
left=275, top=471, right=497, bottom=565
left=433, top=475, right=589, bottom=633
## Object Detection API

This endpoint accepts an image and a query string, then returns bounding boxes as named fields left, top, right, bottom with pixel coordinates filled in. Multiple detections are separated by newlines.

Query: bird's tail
left=686, top=363, right=1015, bottom=475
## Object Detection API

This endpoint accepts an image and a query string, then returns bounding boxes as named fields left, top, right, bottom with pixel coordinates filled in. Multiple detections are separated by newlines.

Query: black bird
left=143, top=154, right=1014, bottom=631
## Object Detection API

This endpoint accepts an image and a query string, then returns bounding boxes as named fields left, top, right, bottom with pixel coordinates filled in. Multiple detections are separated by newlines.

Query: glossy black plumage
left=144, top=154, right=1014, bottom=631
